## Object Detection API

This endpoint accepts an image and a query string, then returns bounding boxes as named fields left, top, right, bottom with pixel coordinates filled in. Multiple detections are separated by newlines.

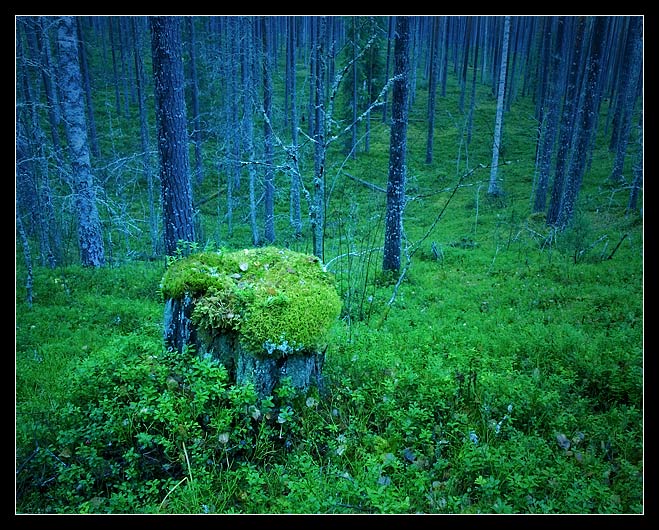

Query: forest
left=15, top=15, right=643, bottom=515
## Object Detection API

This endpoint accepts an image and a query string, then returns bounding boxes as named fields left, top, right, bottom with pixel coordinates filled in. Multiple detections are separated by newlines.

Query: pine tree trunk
left=533, top=17, right=566, bottom=213
left=16, top=207, right=34, bottom=308
left=187, top=18, right=204, bottom=185
left=150, top=16, right=196, bottom=256
left=382, top=16, right=394, bottom=123
left=627, top=112, right=643, bottom=213
left=547, top=17, right=585, bottom=227
left=132, top=17, right=159, bottom=257
left=288, top=17, right=302, bottom=236
left=76, top=19, right=100, bottom=159
left=263, top=16, right=276, bottom=244
left=556, top=16, right=607, bottom=229
left=466, top=16, right=480, bottom=147
left=311, top=17, right=327, bottom=261
left=382, top=16, right=410, bottom=273
left=609, top=16, right=642, bottom=184
left=57, top=16, right=105, bottom=267
left=227, top=17, right=241, bottom=239
left=35, top=17, right=63, bottom=157
left=241, top=17, right=260, bottom=247
left=458, top=17, right=472, bottom=114
left=426, top=16, right=439, bottom=164
left=351, top=17, right=358, bottom=159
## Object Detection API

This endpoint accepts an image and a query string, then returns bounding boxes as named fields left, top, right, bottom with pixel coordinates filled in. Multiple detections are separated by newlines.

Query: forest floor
left=15, top=84, right=644, bottom=514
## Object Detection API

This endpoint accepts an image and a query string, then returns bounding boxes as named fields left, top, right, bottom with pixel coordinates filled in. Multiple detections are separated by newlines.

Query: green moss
left=160, top=252, right=236, bottom=299
left=161, top=247, right=342, bottom=358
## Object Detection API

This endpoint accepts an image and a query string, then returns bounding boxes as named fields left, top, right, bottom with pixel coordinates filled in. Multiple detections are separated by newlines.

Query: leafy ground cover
left=15, top=73, right=643, bottom=514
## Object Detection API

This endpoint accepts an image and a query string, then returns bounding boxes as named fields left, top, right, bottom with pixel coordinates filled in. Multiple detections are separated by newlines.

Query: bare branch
left=343, top=172, right=386, bottom=193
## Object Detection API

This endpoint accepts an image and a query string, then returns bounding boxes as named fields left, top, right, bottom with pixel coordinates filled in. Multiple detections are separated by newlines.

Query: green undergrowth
left=16, top=67, right=643, bottom=513
left=15, top=208, right=644, bottom=513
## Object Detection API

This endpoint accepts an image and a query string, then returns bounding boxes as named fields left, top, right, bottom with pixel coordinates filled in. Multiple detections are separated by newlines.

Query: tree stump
left=161, top=247, right=341, bottom=398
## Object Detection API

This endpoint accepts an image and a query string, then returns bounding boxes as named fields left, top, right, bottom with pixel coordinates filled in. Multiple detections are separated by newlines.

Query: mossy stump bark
left=161, top=247, right=341, bottom=398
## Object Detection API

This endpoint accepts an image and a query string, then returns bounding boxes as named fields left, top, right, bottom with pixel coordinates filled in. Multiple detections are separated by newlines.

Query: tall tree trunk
left=626, top=111, right=643, bottom=213
left=351, top=17, right=358, bottom=159
left=458, top=17, right=472, bottom=114
left=57, top=16, right=105, bottom=267
left=466, top=16, right=481, bottom=147
left=35, top=17, right=63, bottom=157
left=547, top=17, right=586, bottom=226
left=17, top=21, right=60, bottom=268
left=609, top=16, right=642, bottom=184
left=440, top=17, right=449, bottom=97
left=132, top=17, right=159, bottom=257
left=311, top=16, right=327, bottom=260
left=381, top=16, right=394, bottom=123
left=262, top=16, right=276, bottom=244
left=556, top=16, right=607, bottom=230
left=109, top=17, right=122, bottom=117
left=76, top=18, right=100, bottom=159
left=226, top=16, right=241, bottom=239
left=288, top=16, right=302, bottom=236
left=533, top=17, right=566, bottom=213
left=16, top=206, right=34, bottom=308
left=488, top=16, right=511, bottom=197
left=150, top=16, right=196, bottom=257
left=187, top=17, right=204, bottom=185
left=307, top=17, right=316, bottom=138
left=365, top=28, right=375, bottom=153
left=382, top=16, right=410, bottom=273
left=426, top=16, right=439, bottom=164
left=505, top=17, right=520, bottom=111
left=241, top=16, right=260, bottom=247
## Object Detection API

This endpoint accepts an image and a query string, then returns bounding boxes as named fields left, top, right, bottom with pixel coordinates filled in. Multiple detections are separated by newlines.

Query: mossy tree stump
left=161, top=247, right=342, bottom=398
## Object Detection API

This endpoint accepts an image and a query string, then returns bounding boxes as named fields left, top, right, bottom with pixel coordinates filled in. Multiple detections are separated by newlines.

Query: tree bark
left=382, top=16, right=410, bottom=273
left=381, top=16, right=394, bottom=123
left=556, top=16, right=607, bottom=230
left=311, top=16, right=327, bottom=261
left=627, top=112, right=643, bottom=213
left=467, top=16, right=481, bottom=147
left=241, top=17, right=260, bottom=247
left=150, top=16, right=196, bottom=256
left=57, top=16, right=106, bottom=267
left=262, top=16, right=276, bottom=244
left=426, top=16, right=439, bottom=164
left=131, top=18, right=159, bottom=258
left=488, top=16, right=511, bottom=197
left=288, top=16, right=302, bottom=236
left=533, top=17, right=566, bottom=213
left=187, top=18, right=204, bottom=185
left=547, top=17, right=586, bottom=227
left=609, top=16, right=642, bottom=184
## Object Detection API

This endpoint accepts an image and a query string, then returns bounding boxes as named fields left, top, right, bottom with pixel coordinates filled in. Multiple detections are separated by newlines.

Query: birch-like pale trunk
left=488, top=16, right=510, bottom=196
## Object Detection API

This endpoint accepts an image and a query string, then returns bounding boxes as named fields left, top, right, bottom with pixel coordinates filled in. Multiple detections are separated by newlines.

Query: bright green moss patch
left=160, top=251, right=235, bottom=299
left=161, top=247, right=342, bottom=357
